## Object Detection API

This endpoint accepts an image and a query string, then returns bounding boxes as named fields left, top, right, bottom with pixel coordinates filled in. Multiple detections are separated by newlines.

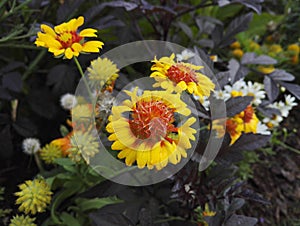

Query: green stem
left=277, top=141, right=300, bottom=154
left=34, top=153, right=45, bottom=173
left=23, top=49, right=47, bottom=81
left=0, top=43, right=40, bottom=50
left=73, top=57, right=93, bottom=101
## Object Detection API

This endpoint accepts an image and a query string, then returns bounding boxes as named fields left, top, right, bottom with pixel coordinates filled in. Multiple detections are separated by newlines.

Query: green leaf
left=54, top=158, right=77, bottom=172
left=60, top=212, right=81, bottom=226
left=75, top=196, right=123, bottom=212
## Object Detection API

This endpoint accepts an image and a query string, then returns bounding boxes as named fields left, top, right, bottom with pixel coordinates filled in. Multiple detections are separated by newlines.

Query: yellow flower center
left=57, top=31, right=82, bottom=48
left=129, top=99, right=177, bottom=141
left=166, top=63, right=198, bottom=84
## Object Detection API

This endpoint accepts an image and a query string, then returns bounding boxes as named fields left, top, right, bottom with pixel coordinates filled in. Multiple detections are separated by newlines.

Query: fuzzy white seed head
left=22, top=138, right=41, bottom=155
left=60, top=93, right=77, bottom=110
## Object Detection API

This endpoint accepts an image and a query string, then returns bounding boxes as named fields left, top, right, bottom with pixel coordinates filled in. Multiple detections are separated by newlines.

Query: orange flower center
left=243, top=105, right=254, bottom=123
left=166, top=63, right=198, bottom=84
left=57, top=31, right=83, bottom=48
left=129, top=100, right=178, bottom=140
left=226, top=119, right=238, bottom=136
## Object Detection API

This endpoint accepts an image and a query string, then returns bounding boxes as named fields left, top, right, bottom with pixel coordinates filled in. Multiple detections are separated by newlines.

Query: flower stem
left=277, top=141, right=300, bottom=154
left=34, top=153, right=45, bottom=173
left=73, top=57, right=93, bottom=101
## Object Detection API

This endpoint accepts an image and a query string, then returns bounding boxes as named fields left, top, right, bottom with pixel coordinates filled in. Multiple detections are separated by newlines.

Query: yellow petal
left=65, top=47, right=74, bottom=59
left=79, top=28, right=98, bottom=37
left=82, top=41, right=104, bottom=52
left=41, top=24, right=57, bottom=37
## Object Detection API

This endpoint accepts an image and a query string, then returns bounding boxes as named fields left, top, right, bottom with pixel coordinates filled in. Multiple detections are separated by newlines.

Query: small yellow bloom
left=150, top=54, right=215, bottom=102
left=230, top=41, right=241, bottom=49
left=232, top=49, right=244, bottom=59
left=287, top=44, right=299, bottom=64
left=249, top=41, right=260, bottom=51
left=15, top=179, right=52, bottom=215
left=202, top=203, right=216, bottom=217
left=39, top=143, right=64, bottom=164
left=269, top=44, right=283, bottom=54
left=35, top=16, right=104, bottom=59
left=257, top=65, right=275, bottom=74
left=106, top=88, right=196, bottom=170
left=9, top=215, right=36, bottom=226
left=87, top=57, right=119, bottom=91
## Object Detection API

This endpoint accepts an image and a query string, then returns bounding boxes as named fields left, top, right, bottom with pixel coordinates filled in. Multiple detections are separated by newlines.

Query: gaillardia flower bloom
left=15, top=179, right=52, bottom=215
left=35, top=16, right=104, bottom=59
left=106, top=88, right=197, bottom=170
left=9, top=215, right=36, bottom=226
left=39, top=143, right=64, bottom=164
left=87, top=57, right=119, bottom=91
left=213, top=105, right=259, bottom=144
left=150, top=54, right=215, bottom=102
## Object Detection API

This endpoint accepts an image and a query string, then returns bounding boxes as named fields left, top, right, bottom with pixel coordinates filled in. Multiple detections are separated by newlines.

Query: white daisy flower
left=243, top=81, right=266, bottom=105
left=256, top=122, right=271, bottom=135
left=263, top=115, right=283, bottom=128
left=176, top=49, right=195, bottom=62
left=213, top=89, right=231, bottom=101
left=284, top=94, right=297, bottom=108
left=60, top=93, right=77, bottom=110
left=22, top=138, right=41, bottom=155
left=224, top=79, right=246, bottom=95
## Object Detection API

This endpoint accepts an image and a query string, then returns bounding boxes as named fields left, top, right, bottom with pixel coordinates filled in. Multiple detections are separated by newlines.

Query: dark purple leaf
left=13, top=118, right=37, bottom=137
left=212, top=24, right=224, bottom=46
left=219, top=13, right=253, bottom=47
left=219, top=0, right=263, bottom=14
left=264, top=76, right=279, bottom=102
left=2, top=72, right=22, bottom=92
left=228, top=59, right=250, bottom=84
left=241, top=53, right=277, bottom=65
left=0, top=125, right=13, bottom=159
left=239, top=189, right=271, bottom=205
left=226, top=96, right=253, bottom=117
left=256, top=105, right=281, bottom=118
left=198, top=39, right=214, bottom=48
left=270, top=69, right=295, bottom=81
left=230, top=133, right=271, bottom=152
left=56, top=0, right=86, bottom=23
left=105, top=1, right=138, bottom=11
left=0, top=87, right=12, bottom=100
left=47, top=64, right=76, bottom=95
left=279, top=82, right=300, bottom=100
left=227, top=198, right=245, bottom=214
left=225, top=214, right=258, bottom=226
left=28, top=88, right=57, bottom=119
left=177, top=22, right=193, bottom=38
left=232, top=0, right=263, bottom=14
left=216, top=71, right=230, bottom=88
left=0, top=61, right=24, bottom=74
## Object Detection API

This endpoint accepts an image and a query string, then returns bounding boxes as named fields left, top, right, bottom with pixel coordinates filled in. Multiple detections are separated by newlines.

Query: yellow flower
left=226, top=105, right=259, bottom=144
left=232, top=49, right=244, bottom=59
left=35, top=16, right=104, bottom=59
left=249, top=41, right=260, bottom=51
left=202, top=203, right=216, bottom=217
left=257, top=65, right=275, bottom=74
left=51, top=131, right=73, bottom=156
left=69, top=131, right=99, bottom=164
left=106, top=88, right=196, bottom=170
left=287, top=44, right=299, bottom=65
left=15, top=179, right=52, bottom=215
left=87, top=57, right=119, bottom=91
left=269, top=44, right=283, bottom=54
left=150, top=54, right=215, bottom=102
left=230, top=41, right=241, bottom=49
left=39, top=143, right=64, bottom=164
left=9, top=215, right=36, bottom=226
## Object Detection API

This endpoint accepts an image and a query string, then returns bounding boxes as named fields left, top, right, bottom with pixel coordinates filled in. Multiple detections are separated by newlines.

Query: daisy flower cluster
left=211, top=78, right=298, bottom=144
